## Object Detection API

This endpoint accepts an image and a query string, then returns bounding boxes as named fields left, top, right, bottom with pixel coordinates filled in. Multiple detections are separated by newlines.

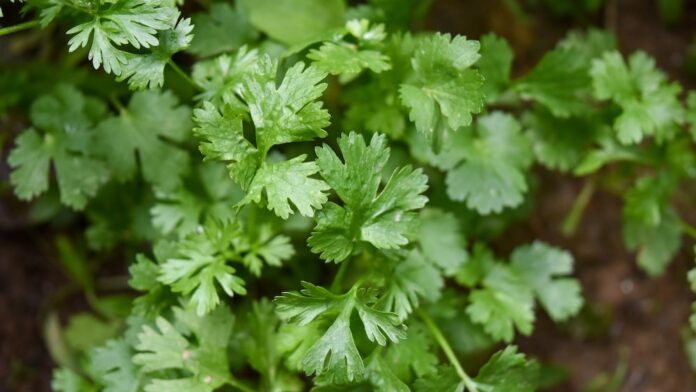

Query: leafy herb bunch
left=3, top=0, right=696, bottom=391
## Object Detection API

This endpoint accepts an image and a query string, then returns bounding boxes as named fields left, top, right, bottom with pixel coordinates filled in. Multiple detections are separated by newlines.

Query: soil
left=2, top=0, right=696, bottom=391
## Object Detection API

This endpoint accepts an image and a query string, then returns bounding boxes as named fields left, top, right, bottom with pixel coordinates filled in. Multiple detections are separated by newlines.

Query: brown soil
left=2, top=0, right=696, bottom=391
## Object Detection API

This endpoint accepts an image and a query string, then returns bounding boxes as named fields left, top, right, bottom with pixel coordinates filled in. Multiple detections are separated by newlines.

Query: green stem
left=228, top=378, right=256, bottom=392
left=682, top=222, right=696, bottom=241
left=330, top=258, right=351, bottom=293
left=167, top=59, right=200, bottom=90
left=562, top=179, right=596, bottom=237
left=418, top=309, right=479, bottom=392
left=0, top=20, right=40, bottom=36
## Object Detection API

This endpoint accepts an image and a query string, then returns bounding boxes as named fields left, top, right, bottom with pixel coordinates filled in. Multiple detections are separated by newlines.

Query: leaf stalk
left=418, top=309, right=479, bottom=392
left=0, top=19, right=40, bottom=37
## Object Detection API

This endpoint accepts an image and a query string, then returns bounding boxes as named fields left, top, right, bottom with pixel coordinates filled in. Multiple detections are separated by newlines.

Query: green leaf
left=309, top=132, right=428, bottom=262
left=118, top=17, right=194, bottom=90
left=445, top=112, right=533, bottom=214
left=400, top=33, right=484, bottom=144
left=95, top=90, right=192, bottom=190
left=380, top=250, right=443, bottom=320
left=239, top=156, right=330, bottom=219
left=366, top=353, right=410, bottom=392
left=150, top=162, right=242, bottom=237
left=65, top=0, right=178, bottom=74
left=158, top=219, right=247, bottom=315
left=8, top=84, right=109, bottom=209
left=414, top=366, right=464, bottom=392
left=474, top=346, right=540, bottom=392
left=515, top=46, right=592, bottom=117
left=622, top=176, right=682, bottom=276
left=275, top=282, right=406, bottom=383
left=591, top=51, right=684, bottom=144
left=309, top=20, right=391, bottom=77
left=188, top=3, right=258, bottom=57
left=133, top=306, right=234, bottom=391
left=90, top=339, right=141, bottom=392
left=524, top=108, right=600, bottom=172
left=478, top=33, right=513, bottom=101
left=418, top=208, right=468, bottom=275
left=466, top=264, right=535, bottom=342
left=192, top=47, right=260, bottom=108
left=239, top=0, right=345, bottom=45
left=510, top=242, right=583, bottom=321
left=52, top=367, right=96, bottom=392
left=194, top=56, right=332, bottom=219
left=384, top=322, right=438, bottom=382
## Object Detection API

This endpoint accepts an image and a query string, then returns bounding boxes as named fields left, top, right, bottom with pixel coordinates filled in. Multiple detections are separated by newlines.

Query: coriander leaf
left=239, top=156, right=330, bottom=219
left=515, top=46, right=592, bottom=117
left=309, top=20, right=391, bottom=77
left=414, top=366, right=464, bottom=392
left=192, top=47, right=260, bottom=108
left=309, top=132, right=428, bottom=262
left=478, top=33, right=513, bottom=101
left=242, top=57, right=330, bottom=153
left=510, top=242, right=583, bottom=321
left=342, top=33, right=415, bottom=138
left=90, top=339, right=141, bottom=392
left=194, top=56, right=331, bottom=218
left=158, top=219, right=247, bottom=315
left=366, top=353, right=410, bottom=392
left=418, top=208, right=468, bottom=275
left=384, top=322, right=438, bottom=382
left=66, top=0, right=178, bottom=74
left=524, top=108, right=601, bottom=172
left=52, top=368, right=96, bottom=392
left=118, top=17, right=194, bottom=90
left=188, top=3, right=258, bottom=57
left=591, top=51, right=684, bottom=144
left=275, top=282, right=406, bottom=383
left=239, top=0, right=345, bottom=45
left=474, top=345, right=540, bottom=392
left=95, top=90, right=192, bottom=190
left=466, top=264, right=535, bottom=342
left=400, top=33, right=484, bottom=145
left=8, top=84, right=109, bottom=209
left=133, top=306, right=234, bottom=391
left=380, top=250, right=443, bottom=320
left=309, top=42, right=391, bottom=76
left=445, top=112, right=533, bottom=214
left=151, top=162, right=243, bottom=237
left=622, top=176, right=682, bottom=276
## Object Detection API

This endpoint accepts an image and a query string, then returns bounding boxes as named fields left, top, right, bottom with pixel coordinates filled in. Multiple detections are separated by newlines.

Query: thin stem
left=330, top=258, right=351, bottom=293
left=167, top=59, right=200, bottom=91
left=418, top=309, right=479, bottom=392
left=562, top=180, right=596, bottom=237
left=682, top=222, right=696, bottom=241
left=0, top=19, right=40, bottom=36
left=228, top=378, right=256, bottom=392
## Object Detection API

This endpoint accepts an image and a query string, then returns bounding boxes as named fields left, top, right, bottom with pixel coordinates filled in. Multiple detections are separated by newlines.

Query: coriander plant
left=2, top=0, right=696, bottom=391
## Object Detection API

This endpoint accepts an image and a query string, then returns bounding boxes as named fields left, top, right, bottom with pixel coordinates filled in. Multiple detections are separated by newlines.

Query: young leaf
left=275, top=282, right=406, bottom=383
left=308, top=19, right=391, bottom=77
left=466, top=264, right=535, bottom=342
left=158, top=219, right=247, bottom=315
left=591, top=51, right=684, bottom=144
left=445, top=112, right=533, bottom=214
left=400, top=33, right=484, bottom=146
left=309, top=132, right=428, bottom=262
left=118, top=17, right=194, bottom=90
